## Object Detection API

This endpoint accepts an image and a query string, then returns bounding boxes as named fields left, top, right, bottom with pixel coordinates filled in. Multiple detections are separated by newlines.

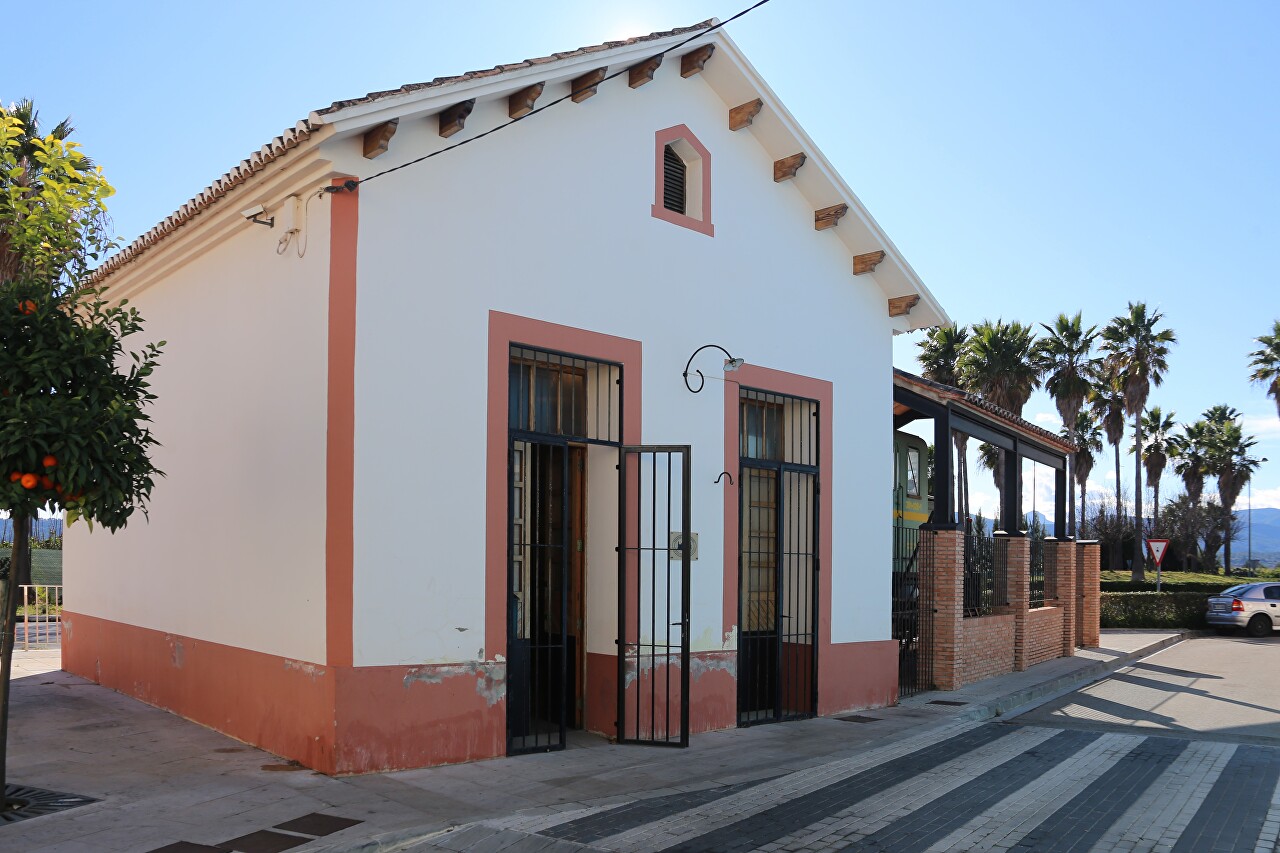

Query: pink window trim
left=651, top=124, right=714, bottom=237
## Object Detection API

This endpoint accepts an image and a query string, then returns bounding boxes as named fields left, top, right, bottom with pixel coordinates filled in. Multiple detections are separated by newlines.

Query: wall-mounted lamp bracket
left=683, top=343, right=744, bottom=393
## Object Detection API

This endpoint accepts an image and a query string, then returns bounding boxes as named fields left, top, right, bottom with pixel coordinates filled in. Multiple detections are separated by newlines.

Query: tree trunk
left=1080, top=480, right=1087, bottom=538
left=1132, top=411, right=1145, bottom=582
left=1067, top=452, right=1077, bottom=538
left=0, top=513, right=30, bottom=810
left=1113, top=441, right=1123, bottom=570
left=1153, top=478, right=1161, bottom=527
left=1223, top=507, right=1233, bottom=576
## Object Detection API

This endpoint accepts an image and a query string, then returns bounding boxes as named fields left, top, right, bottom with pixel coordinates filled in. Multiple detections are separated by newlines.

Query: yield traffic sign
left=1147, top=538, right=1170, bottom=568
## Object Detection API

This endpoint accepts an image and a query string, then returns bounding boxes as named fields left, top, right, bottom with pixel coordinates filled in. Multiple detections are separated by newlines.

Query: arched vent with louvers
left=663, top=145, right=687, bottom=215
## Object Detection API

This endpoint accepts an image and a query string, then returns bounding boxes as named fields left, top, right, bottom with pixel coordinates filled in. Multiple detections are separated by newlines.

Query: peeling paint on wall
left=283, top=659, right=326, bottom=680
left=402, top=660, right=507, bottom=706
left=169, top=637, right=185, bottom=669
left=691, top=652, right=736, bottom=680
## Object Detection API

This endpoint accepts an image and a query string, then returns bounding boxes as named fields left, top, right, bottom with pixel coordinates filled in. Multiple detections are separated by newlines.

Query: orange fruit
left=42, top=454, right=57, bottom=469
left=39, top=475, right=53, bottom=490
left=20, top=473, right=37, bottom=489
left=18, top=300, right=36, bottom=315
left=8, top=471, right=20, bottom=482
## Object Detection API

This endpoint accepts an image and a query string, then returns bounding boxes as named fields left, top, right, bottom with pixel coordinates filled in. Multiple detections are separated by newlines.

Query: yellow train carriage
left=893, top=430, right=932, bottom=529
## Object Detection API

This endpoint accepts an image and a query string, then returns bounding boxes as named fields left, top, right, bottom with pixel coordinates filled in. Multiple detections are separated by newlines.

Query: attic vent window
left=651, top=125, right=713, bottom=237
left=663, top=145, right=687, bottom=214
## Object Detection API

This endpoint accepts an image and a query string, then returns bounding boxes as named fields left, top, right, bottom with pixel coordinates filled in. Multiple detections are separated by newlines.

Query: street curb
left=955, top=631, right=1195, bottom=723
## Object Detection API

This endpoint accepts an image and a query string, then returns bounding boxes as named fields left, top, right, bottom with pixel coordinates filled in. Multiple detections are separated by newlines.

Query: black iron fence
left=892, top=525, right=933, bottom=698
left=1030, top=536, right=1045, bottom=608
left=963, top=533, right=1008, bottom=618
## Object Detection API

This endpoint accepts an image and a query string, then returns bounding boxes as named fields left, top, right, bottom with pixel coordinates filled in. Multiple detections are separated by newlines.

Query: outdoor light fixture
left=683, top=344, right=743, bottom=393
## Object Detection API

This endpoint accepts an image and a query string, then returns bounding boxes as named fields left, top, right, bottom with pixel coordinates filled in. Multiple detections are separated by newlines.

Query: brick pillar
left=1048, top=538, right=1076, bottom=658
left=1001, top=535, right=1031, bottom=672
left=924, top=528, right=964, bottom=691
left=1077, top=541, right=1101, bottom=647
left=1044, top=537, right=1075, bottom=655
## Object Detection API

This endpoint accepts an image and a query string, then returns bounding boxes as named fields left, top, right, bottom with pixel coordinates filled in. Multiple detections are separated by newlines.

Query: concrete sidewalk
left=2, top=631, right=1187, bottom=852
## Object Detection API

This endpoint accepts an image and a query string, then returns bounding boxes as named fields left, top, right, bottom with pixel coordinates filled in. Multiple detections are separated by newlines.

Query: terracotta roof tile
left=893, top=368, right=1076, bottom=453
left=317, top=21, right=713, bottom=115
left=95, top=20, right=715, bottom=284
left=93, top=120, right=318, bottom=282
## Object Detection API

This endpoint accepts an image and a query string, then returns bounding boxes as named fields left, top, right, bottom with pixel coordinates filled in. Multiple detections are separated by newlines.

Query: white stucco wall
left=64, top=204, right=332, bottom=663
left=337, top=54, right=894, bottom=667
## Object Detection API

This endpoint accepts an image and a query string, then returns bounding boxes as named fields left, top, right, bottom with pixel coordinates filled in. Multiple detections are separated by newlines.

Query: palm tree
left=1135, top=406, right=1177, bottom=524
left=0, top=99, right=87, bottom=282
left=1204, top=416, right=1261, bottom=575
left=1172, top=420, right=1210, bottom=506
left=1035, top=312, right=1098, bottom=538
left=1100, top=302, right=1176, bottom=581
left=917, top=324, right=970, bottom=524
left=1062, top=410, right=1103, bottom=536
left=1250, top=321, right=1280, bottom=420
left=1090, top=378, right=1127, bottom=569
left=958, top=320, right=1041, bottom=530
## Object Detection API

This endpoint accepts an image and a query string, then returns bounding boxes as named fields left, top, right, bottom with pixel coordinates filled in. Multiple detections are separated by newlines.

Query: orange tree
left=0, top=107, right=163, bottom=809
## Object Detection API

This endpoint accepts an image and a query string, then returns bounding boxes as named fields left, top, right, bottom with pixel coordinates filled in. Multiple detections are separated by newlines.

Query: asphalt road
left=393, top=636, right=1280, bottom=852
left=1016, top=633, right=1280, bottom=746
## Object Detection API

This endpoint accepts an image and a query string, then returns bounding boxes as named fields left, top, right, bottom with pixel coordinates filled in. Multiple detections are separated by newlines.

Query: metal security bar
left=893, top=527, right=934, bottom=697
left=18, top=584, right=62, bottom=650
left=1029, top=536, right=1046, bottom=608
left=507, top=440, right=570, bottom=755
left=618, top=445, right=691, bottom=747
left=738, top=388, right=819, bottom=726
left=509, top=345, right=622, bottom=444
left=963, top=534, right=1008, bottom=618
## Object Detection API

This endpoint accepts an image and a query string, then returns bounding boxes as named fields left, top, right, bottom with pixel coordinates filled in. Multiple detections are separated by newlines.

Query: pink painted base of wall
left=585, top=651, right=737, bottom=739
left=819, top=639, right=898, bottom=715
left=63, top=615, right=898, bottom=772
left=61, top=612, right=505, bottom=775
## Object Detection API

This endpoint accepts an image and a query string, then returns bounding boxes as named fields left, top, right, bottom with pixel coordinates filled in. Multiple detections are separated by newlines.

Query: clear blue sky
left=8, top=0, right=1279, bottom=511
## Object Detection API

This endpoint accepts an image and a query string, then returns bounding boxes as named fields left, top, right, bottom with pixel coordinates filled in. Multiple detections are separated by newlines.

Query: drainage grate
left=927, top=700, right=969, bottom=706
left=835, top=714, right=881, bottom=723
left=0, top=784, right=97, bottom=825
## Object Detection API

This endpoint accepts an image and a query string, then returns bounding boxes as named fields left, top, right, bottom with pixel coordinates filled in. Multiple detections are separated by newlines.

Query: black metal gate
left=507, top=438, right=570, bottom=754
left=737, top=389, right=819, bottom=726
left=893, top=525, right=934, bottom=698
left=617, top=445, right=691, bottom=747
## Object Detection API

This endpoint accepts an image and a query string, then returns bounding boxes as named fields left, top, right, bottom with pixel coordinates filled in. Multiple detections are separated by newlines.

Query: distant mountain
left=1234, top=507, right=1280, bottom=565
left=0, top=517, right=63, bottom=543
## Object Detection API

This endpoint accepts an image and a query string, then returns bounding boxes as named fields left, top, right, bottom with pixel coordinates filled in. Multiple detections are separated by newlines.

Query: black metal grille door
left=737, top=389, right=819, bottom=726
left=508, top=439, right=570, bottom=754
left=893, top=525, right=934, bottom=698
left=617, top=445, right=691, bottom=747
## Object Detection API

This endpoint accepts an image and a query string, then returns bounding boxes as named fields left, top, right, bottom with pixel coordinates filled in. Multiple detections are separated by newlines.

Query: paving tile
left=145, top=844, right=227, bottom=853
left=273, top=811, right=364, bottom=837
left=215, top=829, right=311, bottom=853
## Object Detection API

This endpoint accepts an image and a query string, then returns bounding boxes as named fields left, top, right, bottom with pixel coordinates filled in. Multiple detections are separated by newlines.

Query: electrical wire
left=323, top=0, right=773, bottom=195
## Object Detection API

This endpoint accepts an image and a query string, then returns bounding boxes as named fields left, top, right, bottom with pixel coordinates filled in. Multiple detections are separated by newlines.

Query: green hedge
left=1100, top=591, right=1209, bottom=629
left=1101, top=580, right=1234, bottom=593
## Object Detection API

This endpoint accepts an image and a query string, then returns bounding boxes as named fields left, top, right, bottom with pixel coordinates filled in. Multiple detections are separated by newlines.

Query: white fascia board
left=710, top=32, right=951, bottom=331
left=312, top=31, right=717, bottom=136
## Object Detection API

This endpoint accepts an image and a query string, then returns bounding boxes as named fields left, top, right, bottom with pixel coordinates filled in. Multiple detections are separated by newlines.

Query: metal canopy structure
left=892, top=369, right=1076, bottom=536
